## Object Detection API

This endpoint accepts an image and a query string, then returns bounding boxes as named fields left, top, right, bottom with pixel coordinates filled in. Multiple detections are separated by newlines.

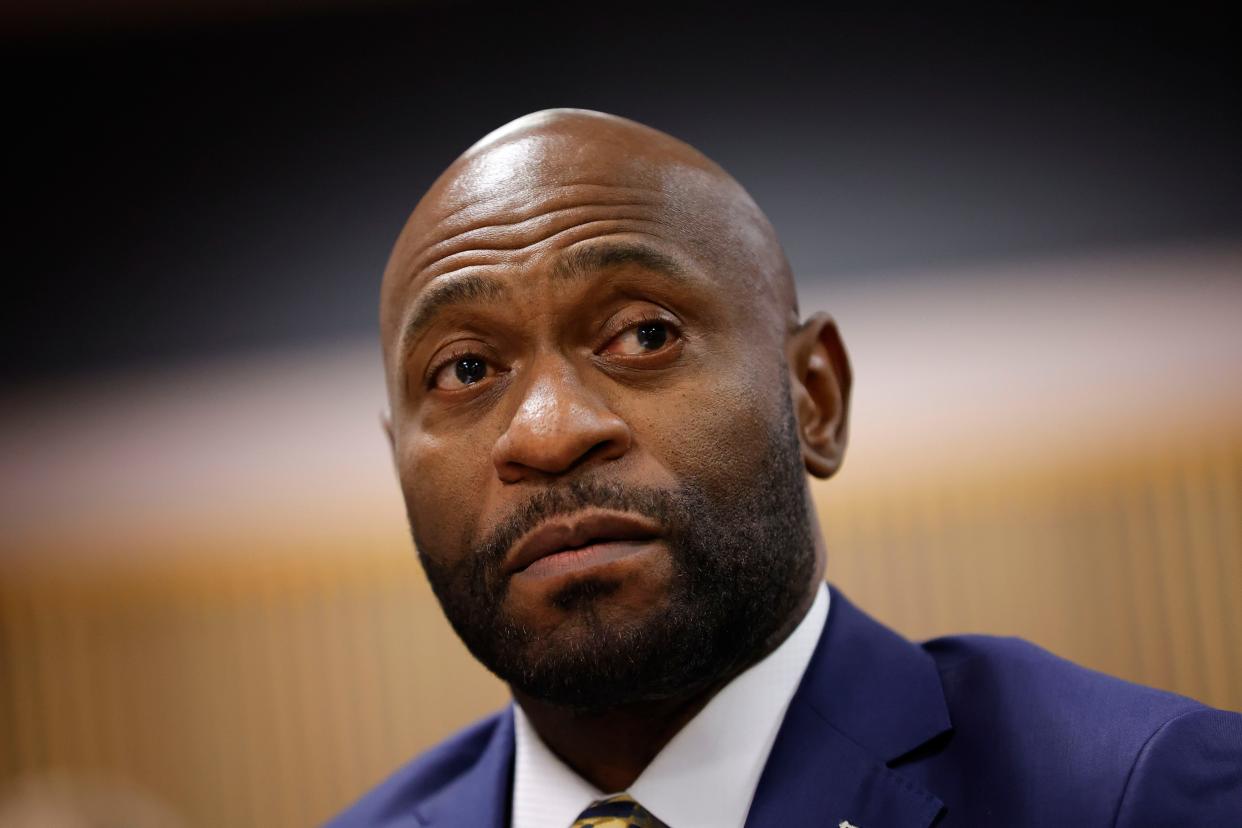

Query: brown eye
left=634, top=322, right=668, bottom=350
left=432, top=355, right=494, bottom=391
left=604, top=320, right=676, bottom=357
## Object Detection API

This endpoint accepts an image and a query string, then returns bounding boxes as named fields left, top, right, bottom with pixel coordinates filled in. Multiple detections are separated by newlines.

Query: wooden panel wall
left=2, top=437, right=1240, bottom=826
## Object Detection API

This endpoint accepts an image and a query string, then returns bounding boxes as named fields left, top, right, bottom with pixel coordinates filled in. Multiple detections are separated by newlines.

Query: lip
left=504, top=509, right=663, bottom=576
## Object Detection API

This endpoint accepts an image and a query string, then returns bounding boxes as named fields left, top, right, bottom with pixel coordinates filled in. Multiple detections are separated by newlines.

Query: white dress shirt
left=511, top=582, right=830, bottom=828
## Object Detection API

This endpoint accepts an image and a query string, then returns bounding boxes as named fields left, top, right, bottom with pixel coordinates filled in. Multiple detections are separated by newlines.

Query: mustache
left=469, top=478, right=684, bottom=580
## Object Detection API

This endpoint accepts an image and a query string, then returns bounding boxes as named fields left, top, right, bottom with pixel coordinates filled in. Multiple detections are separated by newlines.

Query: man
left=331, top=109, right=1241, bottom=827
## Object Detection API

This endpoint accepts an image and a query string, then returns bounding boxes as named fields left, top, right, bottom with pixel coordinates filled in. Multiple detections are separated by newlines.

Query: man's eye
left=432, top=355, right=494, bottom=391
left=604, top=321, right=676, bottom=357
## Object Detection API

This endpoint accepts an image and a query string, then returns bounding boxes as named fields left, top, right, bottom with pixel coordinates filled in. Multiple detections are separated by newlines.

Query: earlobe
left=787, top=312, right=851, bottom=479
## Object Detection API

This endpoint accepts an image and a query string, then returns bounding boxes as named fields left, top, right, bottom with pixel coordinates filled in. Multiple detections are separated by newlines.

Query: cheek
left=632, top=351, right=787, bottom=496
left=396, top=427, right=494, bottom=556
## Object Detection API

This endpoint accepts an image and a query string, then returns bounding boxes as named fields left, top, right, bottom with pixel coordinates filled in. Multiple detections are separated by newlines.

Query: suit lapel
left=416, top=708, right=514, bottom=828
left=746, top=586, right=952, bottom=828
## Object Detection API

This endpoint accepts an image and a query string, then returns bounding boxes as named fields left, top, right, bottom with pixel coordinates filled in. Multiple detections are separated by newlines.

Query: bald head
left=380, top=109, right=797, bottom=360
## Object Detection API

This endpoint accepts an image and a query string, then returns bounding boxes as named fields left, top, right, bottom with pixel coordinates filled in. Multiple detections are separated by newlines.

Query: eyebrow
left=399, top=271, right=510, bottom=358
left=399, top=241, right=694, bottom=360
left=550, top=240, right=691, bottom=284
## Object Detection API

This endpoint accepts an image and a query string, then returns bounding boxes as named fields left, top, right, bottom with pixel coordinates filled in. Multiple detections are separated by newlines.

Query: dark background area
left=5, top=2, right=1239, bottom=388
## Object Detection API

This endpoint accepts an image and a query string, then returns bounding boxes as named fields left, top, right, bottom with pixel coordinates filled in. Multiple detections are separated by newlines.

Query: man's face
left=382, top=124, right=822, bottom=711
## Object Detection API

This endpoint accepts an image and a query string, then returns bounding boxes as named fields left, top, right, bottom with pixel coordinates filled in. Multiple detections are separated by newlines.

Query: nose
left=492, top=359, right=632, bottom=483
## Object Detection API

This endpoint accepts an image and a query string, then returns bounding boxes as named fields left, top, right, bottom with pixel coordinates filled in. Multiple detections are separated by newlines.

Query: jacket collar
left=746, top=585, right=952, bottom=827
left=416, top=708, right=514, bottom=828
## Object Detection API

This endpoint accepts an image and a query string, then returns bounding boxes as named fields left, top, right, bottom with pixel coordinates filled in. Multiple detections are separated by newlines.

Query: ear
left=787, top=312, right=851, bottom=478
left=381, top=409, right=395, bottom=451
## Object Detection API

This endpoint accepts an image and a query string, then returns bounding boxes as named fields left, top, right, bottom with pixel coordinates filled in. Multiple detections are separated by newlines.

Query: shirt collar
left=511, top=582, right=830, bottom=828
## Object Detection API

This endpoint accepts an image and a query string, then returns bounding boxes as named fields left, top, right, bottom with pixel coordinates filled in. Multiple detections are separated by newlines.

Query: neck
left=513, top=578, right=822, bottom=792
left=513, top=686, right=712, bottom=793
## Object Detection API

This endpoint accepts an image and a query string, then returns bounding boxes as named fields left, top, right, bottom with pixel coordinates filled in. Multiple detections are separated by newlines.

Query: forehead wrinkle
left=411, top=217, right=674, bottom=289
left=416, top=181, right=667, bottom=257
left=398, top=180, right=669, bottom=286
left=411, top=202, right=660, bottom=279
left=431, top=181, right=663, bottom=229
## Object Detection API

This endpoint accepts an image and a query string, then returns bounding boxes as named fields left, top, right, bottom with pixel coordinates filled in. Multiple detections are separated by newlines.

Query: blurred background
left=2, top=2, right=1240, bottom=825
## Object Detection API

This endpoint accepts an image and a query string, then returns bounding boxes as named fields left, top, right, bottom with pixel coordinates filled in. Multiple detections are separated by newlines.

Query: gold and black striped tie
left=570, top=793, right=669, bottom=828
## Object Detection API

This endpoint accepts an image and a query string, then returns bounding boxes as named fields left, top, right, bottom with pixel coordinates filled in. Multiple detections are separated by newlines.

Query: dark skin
left=381, top=109, right=851, bottom=792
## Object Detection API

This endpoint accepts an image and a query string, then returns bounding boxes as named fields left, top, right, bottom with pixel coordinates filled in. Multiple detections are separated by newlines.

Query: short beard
left=414, top=398, right=816, bottom=714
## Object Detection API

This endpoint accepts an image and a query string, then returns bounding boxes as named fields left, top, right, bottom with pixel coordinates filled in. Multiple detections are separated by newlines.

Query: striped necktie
left=570, top=793, right=669, bottom=828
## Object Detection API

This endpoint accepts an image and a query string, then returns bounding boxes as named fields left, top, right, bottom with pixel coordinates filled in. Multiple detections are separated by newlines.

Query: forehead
left=435, top=133, right=666, bottom=220
left=380, top=134, right=750, bottom=342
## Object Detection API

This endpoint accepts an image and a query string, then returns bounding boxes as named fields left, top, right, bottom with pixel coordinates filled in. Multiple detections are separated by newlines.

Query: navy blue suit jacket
left=329, top=586, right=1242, bottom=826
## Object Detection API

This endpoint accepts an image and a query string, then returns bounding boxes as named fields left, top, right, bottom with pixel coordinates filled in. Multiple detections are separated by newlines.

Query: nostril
left=548, top=439, right=625, bottom=478
left=582, top=439, right=622, bottom=465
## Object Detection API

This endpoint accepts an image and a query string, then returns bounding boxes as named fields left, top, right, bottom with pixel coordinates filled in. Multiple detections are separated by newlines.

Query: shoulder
left=921, top=634, right=1242, bottom=824
left=923, top=634, right=1204, bottom=729
left=1113, top=704, right=1242, bottom=825
left=325, top=710, right=509, bottom=828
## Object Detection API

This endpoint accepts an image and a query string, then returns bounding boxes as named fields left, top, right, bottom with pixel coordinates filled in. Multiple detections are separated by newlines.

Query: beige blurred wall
left=2, top=244, right=1240, bottom=827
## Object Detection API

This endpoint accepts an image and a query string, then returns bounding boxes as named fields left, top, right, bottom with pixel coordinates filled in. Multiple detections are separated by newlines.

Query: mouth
left=504, top=509, right=663, bottom=578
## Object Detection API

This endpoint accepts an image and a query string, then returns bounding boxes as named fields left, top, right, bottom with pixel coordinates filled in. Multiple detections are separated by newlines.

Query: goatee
left=414, top=400, right=816, bottom=713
